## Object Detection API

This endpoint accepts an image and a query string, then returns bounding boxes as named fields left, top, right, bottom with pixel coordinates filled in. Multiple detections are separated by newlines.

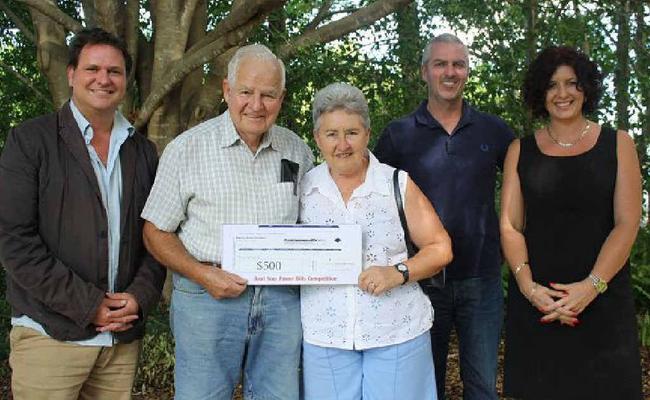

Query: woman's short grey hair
left=227, top=44, right=286, bottom=89
left=312, top=82, right=370, bottom=132
left=421, top=33, right=469, bottom=66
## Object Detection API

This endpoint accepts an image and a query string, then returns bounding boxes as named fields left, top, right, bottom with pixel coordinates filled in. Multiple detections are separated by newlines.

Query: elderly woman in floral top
left=300, top=82, right=453, bottom=400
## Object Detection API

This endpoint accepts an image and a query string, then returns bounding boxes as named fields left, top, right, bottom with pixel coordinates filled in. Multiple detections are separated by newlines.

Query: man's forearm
left=142, top=221, right=209, bottom=286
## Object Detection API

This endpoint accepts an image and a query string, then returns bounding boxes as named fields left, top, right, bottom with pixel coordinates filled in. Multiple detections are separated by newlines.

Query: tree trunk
left=523, top=0, right=537, bottom=136
left=186, top=48, right=236, bottom=128
left=14, top=0, right=416, bottom=146
left=632, top=0, right=649, bottom=191
left=121, top=0, right=140, bottom=117
left=28, top=3, right=69, bottom=109
left=180, top=0, right=208, bottom=130
left=80, top=0, right=96, bottom=28
left=614, top=0, right=631, bottom=130
left=94, top=0, right=121, bottom=36
left=159, top=0, right=208, bottom=302
left=146, top=1, right=195, bottom=151
left=395, top=1, right=423, bottom=112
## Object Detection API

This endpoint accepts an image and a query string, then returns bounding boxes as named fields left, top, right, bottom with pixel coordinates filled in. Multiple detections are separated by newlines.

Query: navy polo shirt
left=374, top=100, right=514, bottom=280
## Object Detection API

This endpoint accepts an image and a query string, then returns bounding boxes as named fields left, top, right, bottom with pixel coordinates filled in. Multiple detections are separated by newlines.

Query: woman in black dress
left=500, top=46, right=643, bottom=399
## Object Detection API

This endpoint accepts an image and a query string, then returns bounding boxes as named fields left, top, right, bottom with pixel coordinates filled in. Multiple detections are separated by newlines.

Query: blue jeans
left=426, top=275, right=503, bottom=400
left=171, top=274, right=302, bottom=400
left=302, top=332, right=437, bottom=400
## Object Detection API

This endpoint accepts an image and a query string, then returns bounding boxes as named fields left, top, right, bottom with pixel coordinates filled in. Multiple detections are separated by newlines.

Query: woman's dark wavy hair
left=68, top=28, right=132, bottom=75
left=522, top=46, right=603, bottom=119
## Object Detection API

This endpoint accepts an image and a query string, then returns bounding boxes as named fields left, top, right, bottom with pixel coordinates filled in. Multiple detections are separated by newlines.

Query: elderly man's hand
left=199, top=267, right=247, bottom=299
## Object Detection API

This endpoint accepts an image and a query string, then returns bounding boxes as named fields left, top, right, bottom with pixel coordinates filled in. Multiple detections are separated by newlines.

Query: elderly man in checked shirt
left=142, top=44, right=313, bottom=400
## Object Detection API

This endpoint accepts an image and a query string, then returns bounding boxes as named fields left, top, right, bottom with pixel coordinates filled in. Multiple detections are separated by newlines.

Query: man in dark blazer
left=0, top=28, right=165, bottom=399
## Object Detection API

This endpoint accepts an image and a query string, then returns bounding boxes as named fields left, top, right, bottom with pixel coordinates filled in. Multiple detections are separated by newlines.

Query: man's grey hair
left=227, top=44, right=286, bottom=89
left=421, top=33, right=469, bottom=66
left=312, top=82, right=370, bottom=132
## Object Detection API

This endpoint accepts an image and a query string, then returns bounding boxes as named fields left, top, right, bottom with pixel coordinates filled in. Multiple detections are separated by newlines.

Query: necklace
left=546, top=121, right=591, bottom=148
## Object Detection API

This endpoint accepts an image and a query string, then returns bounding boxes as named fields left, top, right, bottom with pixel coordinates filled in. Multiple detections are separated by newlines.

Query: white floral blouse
left=299, top=152, right=433, bottom=350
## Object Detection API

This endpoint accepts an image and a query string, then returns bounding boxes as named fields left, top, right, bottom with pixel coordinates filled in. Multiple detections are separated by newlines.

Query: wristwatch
left=589, top=273, right=608, bottom=294
left=394, top=262, right=409, bottom=285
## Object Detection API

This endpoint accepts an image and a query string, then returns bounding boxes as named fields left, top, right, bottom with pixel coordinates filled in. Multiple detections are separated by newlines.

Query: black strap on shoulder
left=393, top=169, right=406, bottom=229
left=393, top=169, right=445, bottom=289
left=393, top=169, right=416, bottom=257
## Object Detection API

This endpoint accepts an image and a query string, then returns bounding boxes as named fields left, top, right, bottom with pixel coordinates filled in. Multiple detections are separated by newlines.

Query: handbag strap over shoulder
left=392, top=169, right=445, bottom=289
left=393, top=169, right=416, bottom=257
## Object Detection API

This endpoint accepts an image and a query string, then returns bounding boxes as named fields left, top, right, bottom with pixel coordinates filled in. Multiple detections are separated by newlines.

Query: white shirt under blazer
left=299, top=152, right=434, bottom=350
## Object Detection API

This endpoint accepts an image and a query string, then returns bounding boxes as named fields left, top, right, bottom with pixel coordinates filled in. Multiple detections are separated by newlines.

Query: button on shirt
left=141, top=111, right=314, bottom=263
left=12, top=100, right=133, bottom=346
left=300, top=153, right=433, bottom=350
left=375, top=101, right=514, bottom=280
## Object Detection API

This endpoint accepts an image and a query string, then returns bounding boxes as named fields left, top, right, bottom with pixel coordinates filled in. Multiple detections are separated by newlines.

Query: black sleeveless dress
left=503, top=127, right=643, bottom=400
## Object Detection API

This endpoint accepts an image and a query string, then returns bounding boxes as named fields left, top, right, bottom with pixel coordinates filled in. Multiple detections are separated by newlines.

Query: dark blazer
left=0, top=102, right=166, bottom=342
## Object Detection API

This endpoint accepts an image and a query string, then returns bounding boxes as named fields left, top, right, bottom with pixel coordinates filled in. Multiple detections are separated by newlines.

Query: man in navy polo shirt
left=374, top=33, right=514, bottom=400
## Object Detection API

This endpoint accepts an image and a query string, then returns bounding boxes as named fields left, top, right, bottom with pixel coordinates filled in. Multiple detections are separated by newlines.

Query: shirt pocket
left=259, top=182, right=299, bottom=223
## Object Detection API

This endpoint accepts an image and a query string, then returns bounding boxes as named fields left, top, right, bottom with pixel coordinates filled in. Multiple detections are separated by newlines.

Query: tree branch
left=179, top=0, right=201, bottom=35
left=80, top=0, right=96, bottom=28
left=277, top=0, right=413, bottom=59
left=304, top=0, right=334, bottom=32
left=136, top=33, right=154, bottom=100
left=188, top=46, right=238, bottom=127
left=185, top=0, right=285, bottom=59
left=134, top=0, right=285, bottom=129
left=180, top=0, right=208, bottom=125
left=295, top=6, right=365, bottom=33
left=17, top=0, right=83, bottom=32
left=120, top=0, right=140, bottom=114
left=0, top=60, right=53, bottom=107
left=94, top=1, right=120, bottom=35
left=124, top=0, right=139, bottom=78
left=632, top=0, right=649, bottom=82
left=134, top=18, right=260, bottom=130
left=0, top=0, right=35, bottom=43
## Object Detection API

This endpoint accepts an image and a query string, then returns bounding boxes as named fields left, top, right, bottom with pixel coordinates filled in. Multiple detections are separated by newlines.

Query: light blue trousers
left=302, top=332, right=437, bottom=400
left=171, top=274, right=302, bottom=400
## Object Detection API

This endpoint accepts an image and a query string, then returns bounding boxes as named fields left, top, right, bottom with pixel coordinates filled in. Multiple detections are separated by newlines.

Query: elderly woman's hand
left=358, top=266, right=404, bottom=296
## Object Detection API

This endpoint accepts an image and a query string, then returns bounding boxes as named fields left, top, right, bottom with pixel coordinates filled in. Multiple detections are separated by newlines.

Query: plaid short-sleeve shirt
left=141, top=111, right=314, bottom=263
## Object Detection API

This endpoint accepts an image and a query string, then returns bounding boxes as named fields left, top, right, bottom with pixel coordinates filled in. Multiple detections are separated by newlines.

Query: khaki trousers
left=9, top=326, right=140, bottom=400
